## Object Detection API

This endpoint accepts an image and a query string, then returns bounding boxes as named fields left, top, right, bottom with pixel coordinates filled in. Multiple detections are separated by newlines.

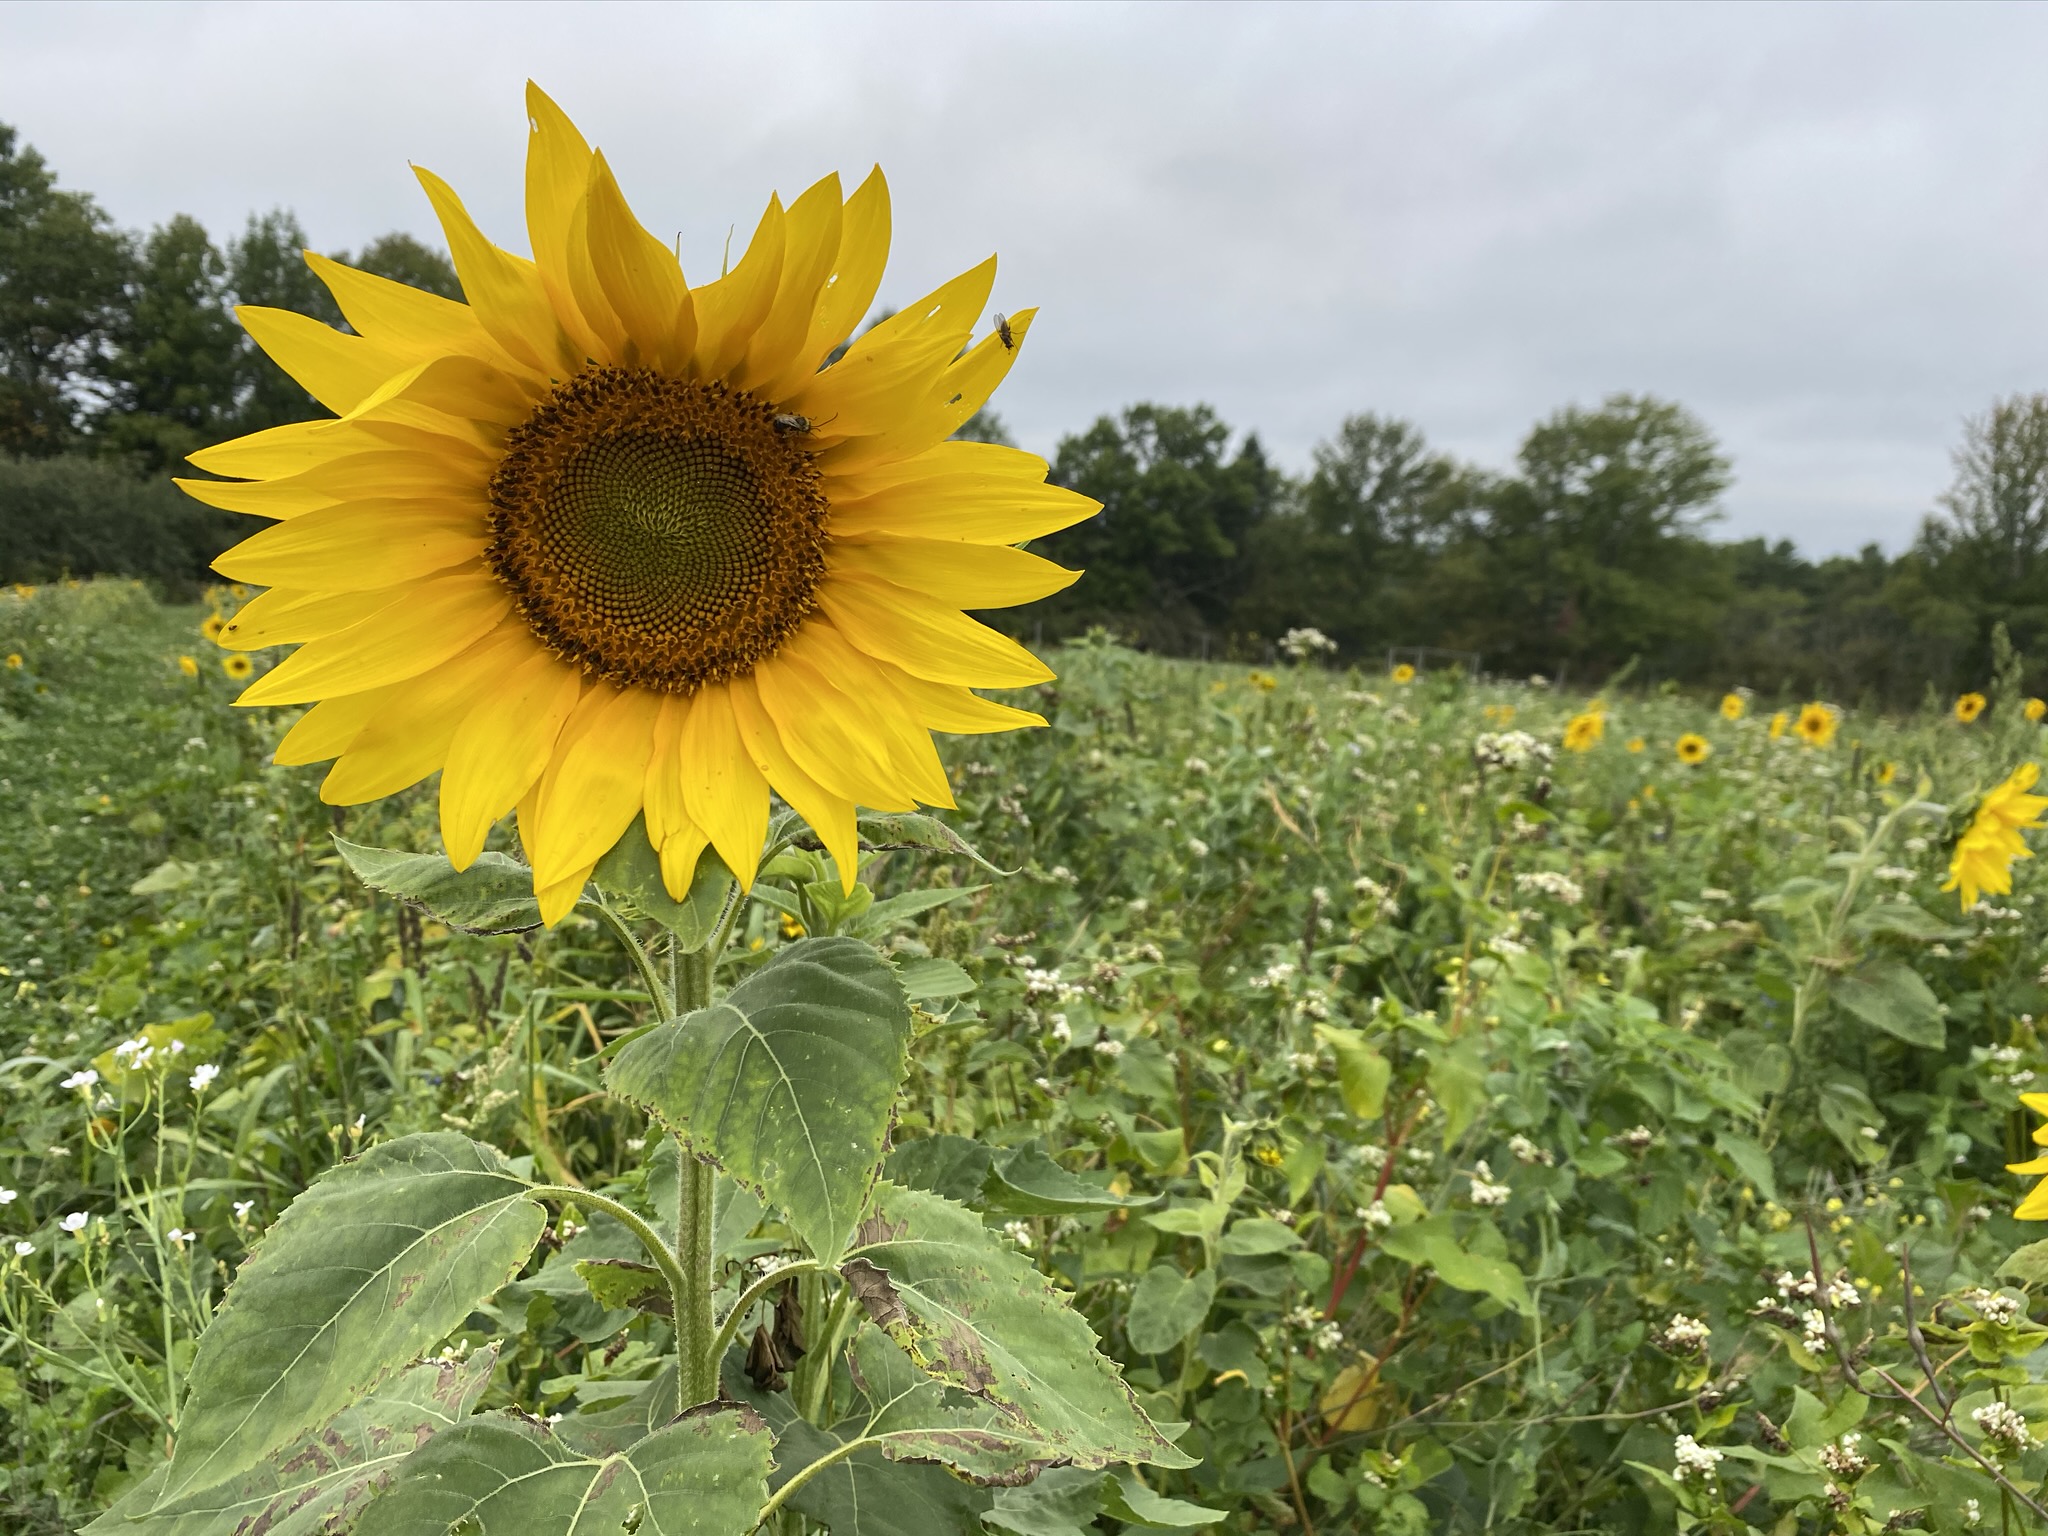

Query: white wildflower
left=1661, top=1314, right=1711, bottom=1352
left=12, top=1240, right=31, bottom=1257
left=1092, top=1037, right=1126, bottom=1059
left=1817, top=1432, right=1869, bottom=1481
left=1185, top=837, right=1210, bottom=859
left=1002, top=1220, right=1034, bottom=1249
left=1972, top=1401, right=2034, bottom=1454
left=1467, top=1160, right=1511, bottom=1207
left=1513, top=871, right=1583, bottom=905
left=60, top=1069, right=98, bottom=1091
left=59, top=1212, right=88, bottom=1233
left=1672, top=1434, right=1723, bottom=1484
left=1048, top=1013, right=1072, bottom=1045
left=1801, top=1308, right=1829, bottom=1352
left=188, top=1062, right=220, bottom=1092
left=1357, top=1200, right=1393, bottom=1231
left=1505, top=1134, right=1553, bottom=1167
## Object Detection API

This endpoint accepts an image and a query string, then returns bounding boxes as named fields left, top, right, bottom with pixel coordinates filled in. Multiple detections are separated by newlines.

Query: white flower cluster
left=1350, top=876, right=1398, bottom=919
left=1473, top=730, right=1552, bottom=772
left=1661, top=1314, right=1711, bottom=1351
left=1963, top=1496, right=1982, bottom=1526
left=1002, top=1220, right=1035, bottom=1249
left=1972, top=1401, right=2035, bottom=1455
left=1467, top=1161, right=1511, bottom=1207
left=1962, top=1287, right=2024, bottom=1326
left=1091, top=1037, right=1125, bottom=1059
left=1615, top=1125, right=1654, bottom=1152
left=1356, top=1200, right=1393, bottom=1231
left=1874, top=865, right=1916, bottom=884
left=1513, top=871, right=1583, bottom=905
left=60, top=1069, right=97, bottom=1091
left=1021, top=966, right=1082, bottom=1004
left=1248, top=960, right=1297, bottom=990
left=1816, top=1432, right=1869, bottom=1481
left=1505, top=1134, right=1554, bottom=1167
left=1183, top=755, right=1211, bottom=777
left=1278, top=626, right=1337, bottom=660
left=1671, top=1434, right=1723, bottom=1484
left=1800, top=1309, right=1829, bottom=1352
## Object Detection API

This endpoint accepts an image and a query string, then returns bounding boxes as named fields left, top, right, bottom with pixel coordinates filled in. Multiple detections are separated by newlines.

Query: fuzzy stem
left=673, top=945, right=718, bottom=1406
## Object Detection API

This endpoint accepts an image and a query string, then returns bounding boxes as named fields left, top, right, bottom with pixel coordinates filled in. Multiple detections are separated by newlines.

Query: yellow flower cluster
left=1943, top=762, right=2048, bottom=911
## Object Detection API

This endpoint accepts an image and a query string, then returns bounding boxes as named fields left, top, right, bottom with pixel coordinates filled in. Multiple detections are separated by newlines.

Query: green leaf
left=606, top=936, right=911, bottom=1264
left=1099, top=1468, right=1228, bottom=1528
left=332, top=838, right=548, bottom=935
left=1715, top=1131, right=1779, bottom=1204
left=1832, top=961, right=1945, bottom=1048
left=1426, top=1040, right=1488, bottom=1146
left=853, top=811, right=1007, bottom=874
left=983, top=1466, right=1110, bottom=1536
left=1315, top=1025, right=1390, bottom=1119
left=1125, top=1266, right=1217, bottom=1356
left=573, top=1258, right=668, bottom=1315
left=897, top=956, right=977, bottom=1000
left=1817, top=1079, right=1886, bottom=1163
left=1377, top=1215, right=1533, bottom=1316
left=367, top=1406, right=773, bottom=1535
left=983, top=1145, right=1159, bottom=1216
left=857, top=884, right=988, bottom=936
left=1218, top=1218, right=1302, bottom=1257
left=886, top=1134, right=996, bottom=1205
left=1848, top=903, right=1971, bottom=943
left=592, top=813, right=735, bottom=946
left=1998, top=1240, right=2048, bottom=1287
left=841, top=1182, right=1193, bottom=1471
left=85, top=1352, right=494, bottom=1536
left=157, top=1133, right=544, bottom=1511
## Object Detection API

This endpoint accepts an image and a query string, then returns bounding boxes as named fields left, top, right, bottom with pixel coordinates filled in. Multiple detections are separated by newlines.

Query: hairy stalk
left=673, top=943, right=718, bottom=1406
left=528, top=1184, right=691, bottom=1394
left=593, top=897, right=673, bottom=1017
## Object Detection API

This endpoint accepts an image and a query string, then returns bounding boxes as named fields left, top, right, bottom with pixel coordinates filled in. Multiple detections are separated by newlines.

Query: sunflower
left=2011, top=1093, right=2048, bottom=1219
left=1390, top=663, right=1416, bottom=685
left=3, top=653, right=20, bottom=671
left=1562, top=709, right=1605, bottom=752
left=1768, top=710, right=1789, bottom=741
left=1874, top=760, right=1897, bottom=786
left=1249, top=671, right=1277, bottom=692
left=1955, top=691, right=1988, bottom=724
left=184, top=85, right=1094, bottom=924
left=2028, top=697, right=2047, bottom=723
left=1674, top=733, right=1710, bottom=765
left=177, top=655, right=199, bottom=678
left=1625, top=736, right=1645, bottom=753
left=1794, top=703, right=1838, bottom=748
left=1943, top=762, right=2048, bottom=911
left=222, top=654, right=255, bottom=681
left=1719, top=693, right=1744, bottom=721
left=200, top=614, right=227, bottom=644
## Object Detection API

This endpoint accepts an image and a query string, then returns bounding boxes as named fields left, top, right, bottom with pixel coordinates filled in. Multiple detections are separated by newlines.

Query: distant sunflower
left=186, top=85, right=1094, bottom=923
left=1562, top=709, right=1605, bottom=753
left=1874, top=760, right=1897, bottom=786
left=1249, top=671, right=1277, bottom=692
left=1719, top=693, right=1744, bottom=721
left=1943, top=762, right=2048, bottom=911
left=1794, top=703, right=1838, bottom=748
left=222, top=654, right=254, bottom=681
left=2010, top=1093, right=2048, bottom=1219
left=1390, top=663, right=1416, bottom=685
left=1955, top=692, right=1987, bottom=724
left=4, top=653, right=20, bottom=671
left=1625, top=736, right=1645, bottom=754
left=1674, top=733, right=1710, bottom=765
left=1768, top=710, right=1789, bottom=741
left=2028, top=697, right=2047, bottom=723
left=178, top=655, right=199, bottom=678
left=200, top=614, right=227, bottom=644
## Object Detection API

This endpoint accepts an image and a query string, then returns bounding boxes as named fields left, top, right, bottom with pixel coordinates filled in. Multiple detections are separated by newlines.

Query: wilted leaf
left=606, top=937, right=912, bottom=1264
left=854, top=811, right=1008, bottom=874
left=156, top=1133, right=545, bottom=1511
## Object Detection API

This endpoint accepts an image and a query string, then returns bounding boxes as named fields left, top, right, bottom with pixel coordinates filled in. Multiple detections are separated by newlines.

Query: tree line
left=1, top=120, right=2041, bottom=702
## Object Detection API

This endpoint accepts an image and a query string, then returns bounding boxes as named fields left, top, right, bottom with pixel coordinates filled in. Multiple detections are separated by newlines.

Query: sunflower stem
left=673, top=943, right=718, bottom=1408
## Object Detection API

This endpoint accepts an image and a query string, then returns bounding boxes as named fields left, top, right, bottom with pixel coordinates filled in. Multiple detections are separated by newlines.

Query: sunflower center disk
left=488, top=367, right=828, bottom=693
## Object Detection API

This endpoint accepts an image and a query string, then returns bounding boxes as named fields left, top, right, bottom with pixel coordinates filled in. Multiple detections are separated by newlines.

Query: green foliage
left=0, top=453, right=239, bottom=594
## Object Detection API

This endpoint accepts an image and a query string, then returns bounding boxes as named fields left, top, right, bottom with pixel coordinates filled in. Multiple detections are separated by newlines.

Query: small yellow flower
left=1944, top=762, right=2048, bottom=911
left=177, top=655, right=199, bottom=678
left=1794, top=703, right=1838, bottom=748
left=1626, top=736, right=1645, bottom=753
left=1642, top=783, right=1657, bottom=801
left=1955, top=692, right=1988, bottom=724
left=3, top=653, right=20, bottom=670
left=1208, top=679, right=1229, bottom=696
left=1562, top=709, right=1605, bottom=752
left=1483, top=703, right=1516, bottom=725
left=1768, top=710, right=1789, bottom=740
left=1675, top=733, right=1711, bottom=765
left=2028, top=697, right=2047, bottom=723
left=1719, top=693, right=1745, bottom=721
left=222, top=654, right=255, bottom=681
left=779, top=912, right=806, bottom=940
left=1390, top=663, right=1416, bottom=685
left=1248, top=670, right=1277, bottom=692
left=10, top=584, right=32, bottom=599
left=200, top=614, right=227, bottom=644
left=1875, top=760, right=1897, bottom=786
left=229, top=583, right=249, bottom=599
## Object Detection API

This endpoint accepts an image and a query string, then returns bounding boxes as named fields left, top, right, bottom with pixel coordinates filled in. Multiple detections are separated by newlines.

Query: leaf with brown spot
left=840, top=1182, right=1195, bottom=1472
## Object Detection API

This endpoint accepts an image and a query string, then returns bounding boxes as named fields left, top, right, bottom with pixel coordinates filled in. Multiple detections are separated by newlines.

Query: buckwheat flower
left=1357, top=1200, right=1393, bottom=1231
left=1671, top=1434, right=1722, bottom=1484
left=188, top=1062, right=220, bottom=1092
left=59, top=1212, right=88, bottom=1233
left=1002, top=1220, right=1034, bottom=1248
left=1092, top=1037, right=1125, bottom=1059
left=1467, top=1160, right=1511, bottom=1207
left=1801, top=1308, right=1829, bottom=1351
left=1186, top=837, right=1210, bottom=859
left=1972, top=1400, right=2035, bottom=1454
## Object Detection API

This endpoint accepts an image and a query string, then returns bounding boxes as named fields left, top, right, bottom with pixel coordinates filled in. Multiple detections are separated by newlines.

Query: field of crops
left=8, top=578, right=2048, bottom=1536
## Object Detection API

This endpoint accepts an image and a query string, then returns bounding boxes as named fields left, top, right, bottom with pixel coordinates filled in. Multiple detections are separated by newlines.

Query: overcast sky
left=6, top=1, right=2046, bottom=555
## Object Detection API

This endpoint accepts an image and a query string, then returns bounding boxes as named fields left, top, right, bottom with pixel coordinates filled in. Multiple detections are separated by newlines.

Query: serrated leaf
left=333, top=838, right=547, bottom=935
left=1099, top=1468, right=1227, bottom=1528
left=1125, top=1266, right=1217, bottom=1356
left=1218, top=1218, right=1301, bottom=1257
left=983, top=1465, right=1110, bottom=1536
left=367, top=1406, right=773, bottom=1535
left=1715, top=1130, right=1779, bottom=1204
left=606, top=937, right=911, bottom=1264
left=1832, top=961, right=1945, bottom=1048
left=593, top=814, right=735, bottom=946
left=897, top=956, right=977, bottom=1001
left=573, top=1258, right=669, bottom=1316
left=85, top=1352, right=494, bottom=1536
left=982, top=1145, right=1159, bottom=1216
left=886, top=1135, right=995, bottom=1205
left=840, top=1182, right=1193, bottom=1471
left=157, top=1133, right=545, bottom=1511
left=856, top=884, right=987, bottom=937
left=1377, top=1215, right=1533, bottom=1316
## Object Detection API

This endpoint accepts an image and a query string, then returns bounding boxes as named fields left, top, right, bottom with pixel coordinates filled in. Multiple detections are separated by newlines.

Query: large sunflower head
left=184, top=85, right=1096, bottom=924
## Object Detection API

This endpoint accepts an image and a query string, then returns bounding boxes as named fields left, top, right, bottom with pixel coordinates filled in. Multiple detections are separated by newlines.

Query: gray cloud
left=5, top=0, right=2044, bottom=553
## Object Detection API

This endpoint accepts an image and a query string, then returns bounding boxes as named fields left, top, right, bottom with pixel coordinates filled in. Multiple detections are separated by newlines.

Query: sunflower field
left=8, top=576, right=2048, bottom=1536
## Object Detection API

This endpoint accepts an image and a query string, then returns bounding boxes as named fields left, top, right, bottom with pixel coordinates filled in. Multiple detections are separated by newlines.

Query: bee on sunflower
left=1942, top=762, right=2048, bottom=912
left=1794, top=702, right=1838, bottom=748
left=1718, top=692, right=1744, bottom=721
left=1562, top=708, right=1606, bottom=753
left=1955, top=691, right=1988, bottom=724
left=1674, top=733, right=1711, bottom=765
left=186, top=85, right=1097, bottom=924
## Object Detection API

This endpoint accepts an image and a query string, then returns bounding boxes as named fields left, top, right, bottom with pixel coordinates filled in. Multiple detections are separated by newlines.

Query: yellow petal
left=236, top=305, right=411, bottom=415
left=234, top=571, right=510, bottom=706
left=760, top=166, right=891, bottom=400
left=644, top=698, right=713, bottom=901
left=837, top=254, right=995, bottom=364
left=273, top=690, right=385, bottom=765
left=587, top=150, right=693, bottom=373
left=523, top=82, right=609, bottom=365
left=787, top=328, right=960, bottom=440
left=212, top=499, right=487, bottom=591
left=825, top=440, right=1049, bottom=500
left=751, top=651, right=917, bottom=813
left=781, top=623, right=954, bottom=809
left=734, top=173, right=842, bottom=392
left=562, top=185, right=628, bottom=365
left=658, top=822, right=712, bottom=905
left=816, top=571, right=1054, bottom=688
left=439, top=641, right=582, bottom=869
left=2009, top=1155, right=2048, bottom=1174
left=186, top=419, right=362, bottom=480
left=2018, top=1178, right=2048, bottom=1221
left=2021, top=1092, right=2048, bottom=1116
left=535, top=859, right=597, bottom=928
left=319, top=627, right=525, bottom=804
left=306, top=251, right=515, bottom=373
left=821, top=310, right=1034, bottom=475
left=829, top=472, right=1099, bottom=545
left=728, top=674, right=859, bottom=889
left=878, top=664, right=1047, bottom=735
left=219, top=586, right=400, bottom=651
left=177, top=444, right=490, bottom=520
left=526, top=684, right=661, bottom=887
left=676, top=683, right=770, bottom=891
left=415, top=163, right=575, bottom=377
left=343, top=354, right=539, bottom=436
left=830, top=535, right=1079, bottom=609
left=690, top=196, right=785, bottom=380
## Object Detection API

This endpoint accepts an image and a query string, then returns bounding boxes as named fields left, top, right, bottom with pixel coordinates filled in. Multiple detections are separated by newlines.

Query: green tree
left=0, top=123, right=131, bottom=455
left=99, top=215, right=242, bottom=474
left=347, top=231, right=460, bottom=300
left=1917, top=394, right=2048, bottom=682
left=1036, top=404, right=1284, bottom=649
